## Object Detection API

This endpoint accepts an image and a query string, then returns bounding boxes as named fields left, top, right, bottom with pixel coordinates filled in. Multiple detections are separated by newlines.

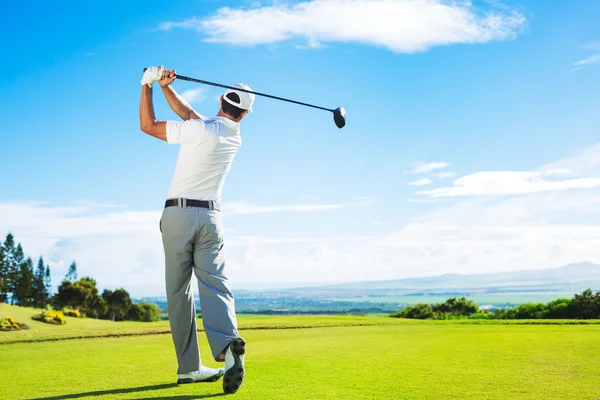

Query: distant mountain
left=277, top=262, right=600, bottom=298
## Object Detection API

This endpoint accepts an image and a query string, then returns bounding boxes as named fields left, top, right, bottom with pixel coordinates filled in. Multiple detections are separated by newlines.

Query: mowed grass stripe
left=3, top=324, right=600, bottom=400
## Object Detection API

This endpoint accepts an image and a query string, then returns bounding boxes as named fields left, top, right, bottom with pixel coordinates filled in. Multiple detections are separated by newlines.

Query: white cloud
left=569, top=40, right=600, bottom=72
left=180, top=88, right=206, bottom=103
left=223, top=198, right=373, bottom=215
left=570, top=55, right=600, bottom=72
left=409, top=178, right=433, bottom=186
left=410, top=161, right=449, bottom=174
left=416, top=146, right=600, bottom=198
left=436, top=171, right=457, bottom=179
left=573, top=55, right=600, bottom=67
left=184, top=142, right=600, bottom=284
left=6, top=144, right=600, bottom=293
left=418, top=171, right=600, bottom=197
left=225, top=201, right=343, bottom=214
left=230, top=147, right=600, bottom=284
left=158, top=0, right=526, bottom=53
left=0, top=198, right=375, bottom=295
left=0, top=202, right=163, bottom=297
left=542, top=168, right=572, bottom=177
left=541, top=143, right=600, bottom=177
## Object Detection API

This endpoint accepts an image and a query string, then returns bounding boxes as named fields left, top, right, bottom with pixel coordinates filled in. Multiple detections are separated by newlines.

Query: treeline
left=392, top=297, right=480, bottom=319
left=0, top=232, right=159, bottom=322
left=0, top=233, right=52, bottom=307
left=392, top=289, right=600, bottom=320
left=53, top=276, right=160, bottom=322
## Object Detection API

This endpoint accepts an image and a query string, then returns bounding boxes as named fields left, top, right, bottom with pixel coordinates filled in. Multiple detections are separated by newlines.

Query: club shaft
left=174, top=74, right=334, bottom=113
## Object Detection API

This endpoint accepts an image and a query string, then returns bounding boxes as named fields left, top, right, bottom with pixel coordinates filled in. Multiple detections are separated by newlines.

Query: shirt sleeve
left=166, top=119, right=206, bottom=145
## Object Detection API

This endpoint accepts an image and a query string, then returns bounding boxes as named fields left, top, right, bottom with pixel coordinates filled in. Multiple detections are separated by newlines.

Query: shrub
left=546, top=298, right=572, bottom=319
left=127, top=302, right=161, bottom=322
left=496, top=303, right=548, bottom=319
left=32, top=310, right=66, bottom=325
left=126, top=304, right=144, bottom=321
left=469, top=312, right=491, bottom=320
left=1, top=316, right=30, bottom=331
left=434, top=297, right=479, bottom=317
left=2, top=316, right=16, bottom=327
left=63, top=308, right=82, bottom=318
left=138, top=302, right=160, bottom=322
left=393, top=303, right=436, bottom=319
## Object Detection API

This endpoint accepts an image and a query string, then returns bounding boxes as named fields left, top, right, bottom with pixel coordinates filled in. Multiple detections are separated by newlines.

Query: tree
left=64, top=261, right=78, bottom=282
left=52, top=280, right=88, bottom=310
left=127, top=302, right=161, bottom=322
left=87, top=293, right=108, bottom=319
left=126, top=303, right=144, bottom=321
left=395, top=303, right=436, bottom=319
left=433, top=297, right=479, bottom=317
left=45, top=265, right=52, bottom=299
left=0, top=240, right=6, bottom=302
left=1, top=234, right=17, bottom=304
left=52, top=276, right=105, bottom=318
left=102, top=288, right=133, bottom=322
left=496, top=303, right=548, bottom=319
left=9, top=244, right=25, bottom=305
left=14, top=257, right=34, bottom=306
left=32, top=257, right=49, bottom=308
left=546, top=298, right=572, bottom=319
left=570, top=289, right=599, bottom=319
left=138, top=302, right=160, bottom=322
left=76, top=277, right=103, bottom=316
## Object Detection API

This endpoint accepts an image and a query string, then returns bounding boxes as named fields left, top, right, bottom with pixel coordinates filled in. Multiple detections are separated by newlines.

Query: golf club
left=143, top=68, right=346, bottom=128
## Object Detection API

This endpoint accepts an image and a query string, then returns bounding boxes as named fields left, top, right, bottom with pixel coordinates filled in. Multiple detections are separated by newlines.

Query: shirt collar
left=214, top=116, right=240, bottom=133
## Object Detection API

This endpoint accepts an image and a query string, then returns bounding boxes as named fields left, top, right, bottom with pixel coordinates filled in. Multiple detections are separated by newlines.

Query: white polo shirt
left=165, top=116, right=242, bottom=203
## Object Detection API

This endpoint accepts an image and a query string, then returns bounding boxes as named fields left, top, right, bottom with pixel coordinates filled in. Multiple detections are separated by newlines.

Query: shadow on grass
left=29, top=383, right=227, bottom=400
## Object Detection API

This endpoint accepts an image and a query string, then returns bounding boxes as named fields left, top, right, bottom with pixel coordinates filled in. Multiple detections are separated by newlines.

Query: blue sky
left=1, top=1, right=600, bottom=297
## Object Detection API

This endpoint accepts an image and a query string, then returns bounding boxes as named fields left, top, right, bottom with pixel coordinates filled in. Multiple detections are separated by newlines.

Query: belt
left=164, top=198, right=219, bottom=211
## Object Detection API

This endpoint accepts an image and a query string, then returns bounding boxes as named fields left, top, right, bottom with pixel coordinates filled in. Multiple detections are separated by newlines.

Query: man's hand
left=159, top=69, right=177, bottom=88
left=141, top=66, right=164, bottom=87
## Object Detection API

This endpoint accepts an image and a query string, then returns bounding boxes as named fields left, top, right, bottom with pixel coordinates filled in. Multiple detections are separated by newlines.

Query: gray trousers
left=160, top=204, right=239, bottom=374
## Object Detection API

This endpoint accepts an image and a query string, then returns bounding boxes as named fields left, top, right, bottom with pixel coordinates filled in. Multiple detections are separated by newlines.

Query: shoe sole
left=223, top=337, right=246, bottom=394
left=177, top=370, right=224, bottom=384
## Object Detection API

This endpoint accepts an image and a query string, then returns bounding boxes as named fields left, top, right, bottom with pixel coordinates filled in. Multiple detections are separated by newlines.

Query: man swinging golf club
left=139, top=66, right=249, bottom=395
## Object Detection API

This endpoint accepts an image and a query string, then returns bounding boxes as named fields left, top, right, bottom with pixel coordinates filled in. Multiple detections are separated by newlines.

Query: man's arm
left=159, top=69, right=205, bottom=121
left=139, top=84, right=167, bottom=141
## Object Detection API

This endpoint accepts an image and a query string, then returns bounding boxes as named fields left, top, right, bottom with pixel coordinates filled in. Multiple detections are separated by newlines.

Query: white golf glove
left=141, top=66, right=164, bottom=87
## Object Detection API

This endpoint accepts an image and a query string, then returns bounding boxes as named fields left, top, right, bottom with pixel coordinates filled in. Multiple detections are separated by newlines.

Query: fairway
left=3, top=317, right=600, bottom=399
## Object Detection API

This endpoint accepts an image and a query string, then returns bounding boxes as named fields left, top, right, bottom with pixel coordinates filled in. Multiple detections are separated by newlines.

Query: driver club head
left=333, top=107, right=346, bottom=129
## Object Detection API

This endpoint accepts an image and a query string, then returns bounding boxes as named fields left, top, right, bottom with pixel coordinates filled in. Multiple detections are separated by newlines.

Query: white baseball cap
left=223, top=83, right=255, bottom=112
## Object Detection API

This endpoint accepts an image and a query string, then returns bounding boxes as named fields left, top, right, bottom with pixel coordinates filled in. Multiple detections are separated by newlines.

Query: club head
left=333, top=107, right=346, bottom=129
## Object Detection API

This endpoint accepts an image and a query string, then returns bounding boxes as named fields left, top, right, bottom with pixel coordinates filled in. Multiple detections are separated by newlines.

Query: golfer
left=139, top=66, right=250, bottom=395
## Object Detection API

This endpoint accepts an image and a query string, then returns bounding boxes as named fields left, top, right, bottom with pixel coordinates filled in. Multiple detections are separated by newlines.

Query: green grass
left=3, top=304, right=600, bottom=345
left=0, top=304, right=417, bottom=344
left=3, top=304, right=600, bottom=399
left=0, top=303, right=170, bottom=343
left=3, top=322, right=600, bottom=399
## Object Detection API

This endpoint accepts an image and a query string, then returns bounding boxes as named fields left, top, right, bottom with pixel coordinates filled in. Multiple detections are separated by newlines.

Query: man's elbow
left=140, top=122, right=151, bottom=134
left=140, top=119, right=156, bottom=134
left=140, top=121, right=167, bottom=141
